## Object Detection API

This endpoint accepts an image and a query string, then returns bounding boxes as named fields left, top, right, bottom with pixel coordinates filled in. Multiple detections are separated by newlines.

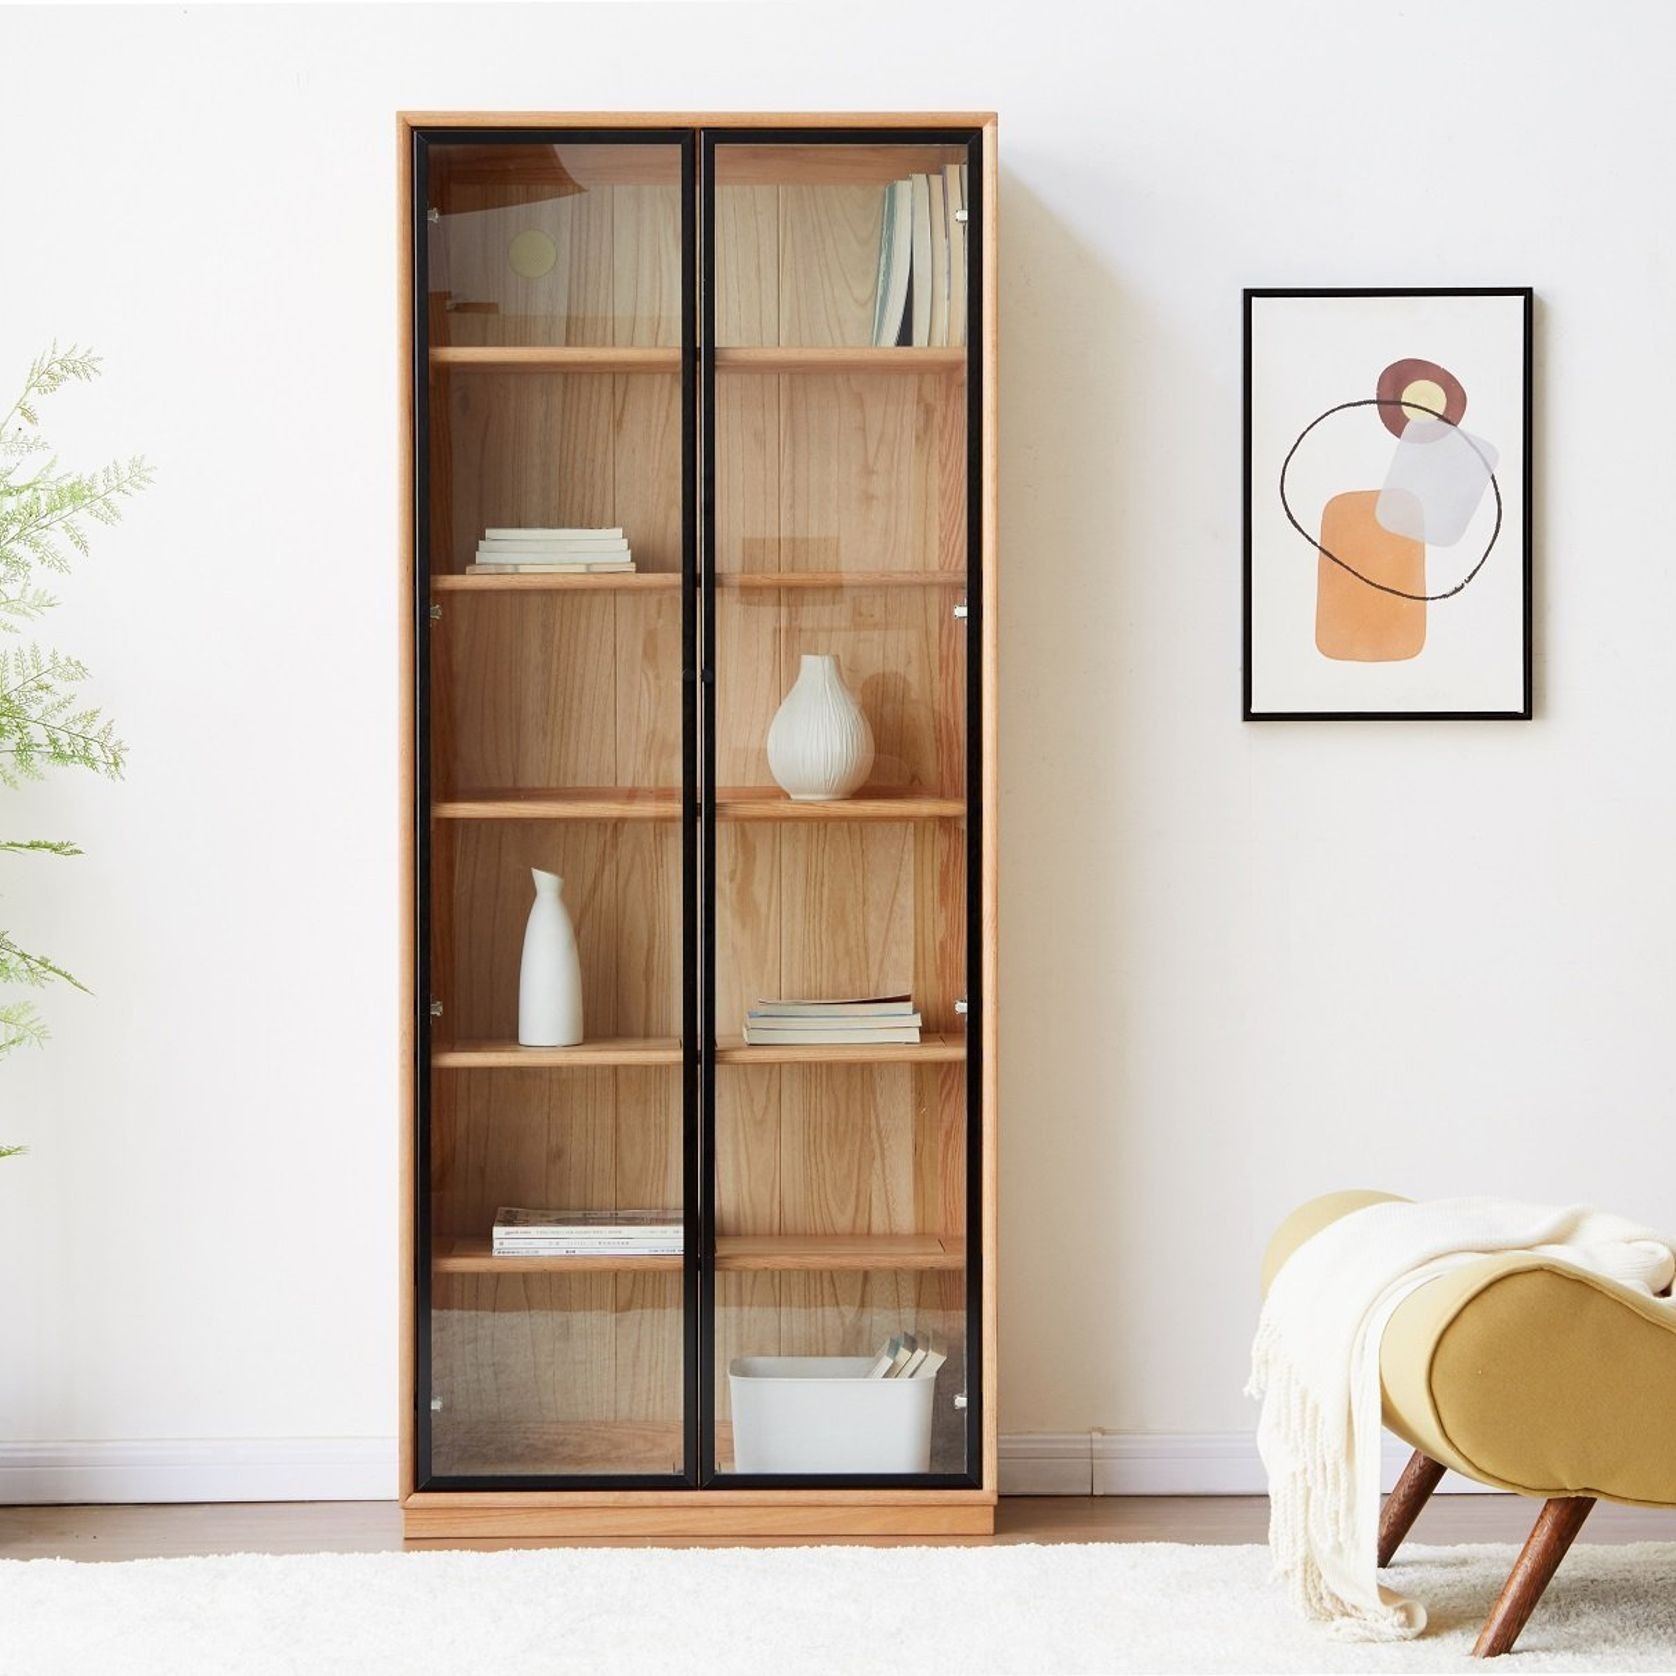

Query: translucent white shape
left=1375, top=419, right=1500, bottom=548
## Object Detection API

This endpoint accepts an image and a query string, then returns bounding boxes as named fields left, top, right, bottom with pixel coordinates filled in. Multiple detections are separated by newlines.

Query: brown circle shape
left=1375, top=357, right=1467, bottom=438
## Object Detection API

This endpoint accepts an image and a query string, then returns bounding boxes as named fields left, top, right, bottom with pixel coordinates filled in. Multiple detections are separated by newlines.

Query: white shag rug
left=3, top=1541, right=1675, bottom=1674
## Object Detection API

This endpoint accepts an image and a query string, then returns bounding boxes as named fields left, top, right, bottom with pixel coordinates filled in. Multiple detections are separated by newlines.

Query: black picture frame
left=1242, top=287, right=1533, bottom=722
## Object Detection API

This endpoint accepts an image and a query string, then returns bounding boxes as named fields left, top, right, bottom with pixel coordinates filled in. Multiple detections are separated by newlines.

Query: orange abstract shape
left=1315, top=489, right=1427, bottom=662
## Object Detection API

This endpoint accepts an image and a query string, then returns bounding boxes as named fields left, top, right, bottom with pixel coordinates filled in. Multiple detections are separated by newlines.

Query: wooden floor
left=5, top=1495, right=1676, bottom=1561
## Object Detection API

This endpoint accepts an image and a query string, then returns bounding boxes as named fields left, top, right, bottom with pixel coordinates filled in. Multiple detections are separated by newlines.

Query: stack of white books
left=742, top=993, right=922, bottom=1047
left=467, top=527, right=636, bottom=575
left=492, top=1207, right=682, bottom=1257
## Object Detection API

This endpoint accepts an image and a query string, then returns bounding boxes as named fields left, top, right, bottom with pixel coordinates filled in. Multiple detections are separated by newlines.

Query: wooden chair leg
left=1378, top=1449, right=1446, bottom=1567
left=1472, top=1495, right=1596, bottom=1658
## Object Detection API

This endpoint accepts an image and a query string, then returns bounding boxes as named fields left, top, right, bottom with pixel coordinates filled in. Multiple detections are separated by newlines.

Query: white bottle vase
left=766, top=653, right=875, bottom=802
left=518, top=868, right=583, bottom=1047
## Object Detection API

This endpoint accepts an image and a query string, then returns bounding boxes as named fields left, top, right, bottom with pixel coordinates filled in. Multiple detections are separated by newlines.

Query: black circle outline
left=1278, top=397, right=1502, bottom=602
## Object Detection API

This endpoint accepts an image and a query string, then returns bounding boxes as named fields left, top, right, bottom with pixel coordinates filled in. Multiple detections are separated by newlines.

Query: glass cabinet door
left=416, top=132, right=696, bottom=1486
left=701, top=133, right=982, bottom=1482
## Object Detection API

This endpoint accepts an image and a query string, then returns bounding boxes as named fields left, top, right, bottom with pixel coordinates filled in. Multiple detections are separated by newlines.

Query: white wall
left=5, top=0, right=1675, bottom=1493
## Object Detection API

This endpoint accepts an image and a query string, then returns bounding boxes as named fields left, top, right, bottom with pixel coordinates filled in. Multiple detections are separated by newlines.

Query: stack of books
left=863, top=1332, right=946, bottom=1381
left=742, top=993, right=922, bottom=1047
left=871, top=164, right=969, bottom=349
left=491, top=1207, right=682, bottom=1257
left=466, top=526, right=636, bottom=575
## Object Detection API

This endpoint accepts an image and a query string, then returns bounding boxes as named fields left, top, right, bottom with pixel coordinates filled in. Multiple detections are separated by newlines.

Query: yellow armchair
left=1264, top=1191, right=1676, bottom=1656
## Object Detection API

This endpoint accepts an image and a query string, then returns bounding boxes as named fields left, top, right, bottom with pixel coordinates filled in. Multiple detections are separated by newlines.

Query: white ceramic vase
left=766, top=653, right=875, bottom=802
left=518, top=868, right=583, bottom=1047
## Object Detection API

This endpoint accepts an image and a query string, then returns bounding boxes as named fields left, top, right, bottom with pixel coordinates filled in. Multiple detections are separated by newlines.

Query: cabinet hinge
left=952, top=600, right=969, bottom=621
left=426, top=207, right=440, bottom=225
left=953, top=998, right=969, bottom=1016
left=953, top=209, right=969, bottom=226
left=429, top=999, right=444, bottom=1019
left=428, top=603, right=442, bottom=623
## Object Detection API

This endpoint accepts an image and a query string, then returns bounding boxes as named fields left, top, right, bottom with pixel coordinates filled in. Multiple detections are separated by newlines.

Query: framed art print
left=1243, top=288, right=1532, bottom=720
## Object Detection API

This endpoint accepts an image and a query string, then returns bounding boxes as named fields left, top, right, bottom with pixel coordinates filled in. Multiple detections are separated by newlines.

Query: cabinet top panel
left=403, top=111, right=995, bottom=133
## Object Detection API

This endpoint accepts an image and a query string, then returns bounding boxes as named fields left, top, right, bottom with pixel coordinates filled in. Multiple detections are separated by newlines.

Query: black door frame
left=412, top=123, right=984, bottom=1494
left=696, top=125, right=985, bottom=1491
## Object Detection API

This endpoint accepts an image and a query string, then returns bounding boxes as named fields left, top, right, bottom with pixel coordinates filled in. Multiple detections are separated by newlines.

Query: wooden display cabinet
left=399, top=113, right=997, bottom=1539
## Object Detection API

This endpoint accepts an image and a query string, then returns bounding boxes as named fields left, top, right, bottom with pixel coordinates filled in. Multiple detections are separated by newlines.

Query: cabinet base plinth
left=402, top=1501, right=996, bottom=1541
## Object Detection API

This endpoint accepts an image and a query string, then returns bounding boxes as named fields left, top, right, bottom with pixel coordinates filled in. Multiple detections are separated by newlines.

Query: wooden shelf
left=435, top=1238, right=682, bottom=1274
left=718, top=1234, right=967, bottom=1272
left=718, top=787, right=965, bottom=822
left=430, top=346, right=680, bottom=373
left=432, top=1038, right=682, bottom=1069
left=717, top=571, right=967, bottom=591
left=430, top=346, right=963, bottom=376
left=713, top=1033, right=965, bottom=1065
left=431, top=787, right=964, bottom=822
left=430, top=571, right=962, bottom=593
left=714, top=347, right=965, bottom=374
left=432, top=788, right=681, bottom=821
left=433, top=1036, right=962, bottom=1068
left=431, top=573, right=680, bottom=594
left=434, top=1234, right=965, bottom=1274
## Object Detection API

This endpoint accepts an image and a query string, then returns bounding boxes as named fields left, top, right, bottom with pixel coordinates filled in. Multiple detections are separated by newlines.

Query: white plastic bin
left=728, top=1356, right=936, bottom=1474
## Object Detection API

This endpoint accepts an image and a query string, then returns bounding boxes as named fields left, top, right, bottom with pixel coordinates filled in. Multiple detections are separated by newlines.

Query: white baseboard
left=995, top=1432, right=1095, bottom=1496
left=1000, top=1432, right=1497, bottom=1497
left=0, top=1438, right=398, bottom=1504
left=1, top=1432, right=1493, bottom=1505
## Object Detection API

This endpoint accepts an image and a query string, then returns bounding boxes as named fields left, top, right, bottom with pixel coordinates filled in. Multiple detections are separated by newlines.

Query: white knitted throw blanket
left=1247, top=1196, right=1676, bottom=1641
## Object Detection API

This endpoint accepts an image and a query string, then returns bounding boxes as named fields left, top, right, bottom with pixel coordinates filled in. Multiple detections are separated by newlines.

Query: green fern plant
left=0, top=345, right=150, bottom=1155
